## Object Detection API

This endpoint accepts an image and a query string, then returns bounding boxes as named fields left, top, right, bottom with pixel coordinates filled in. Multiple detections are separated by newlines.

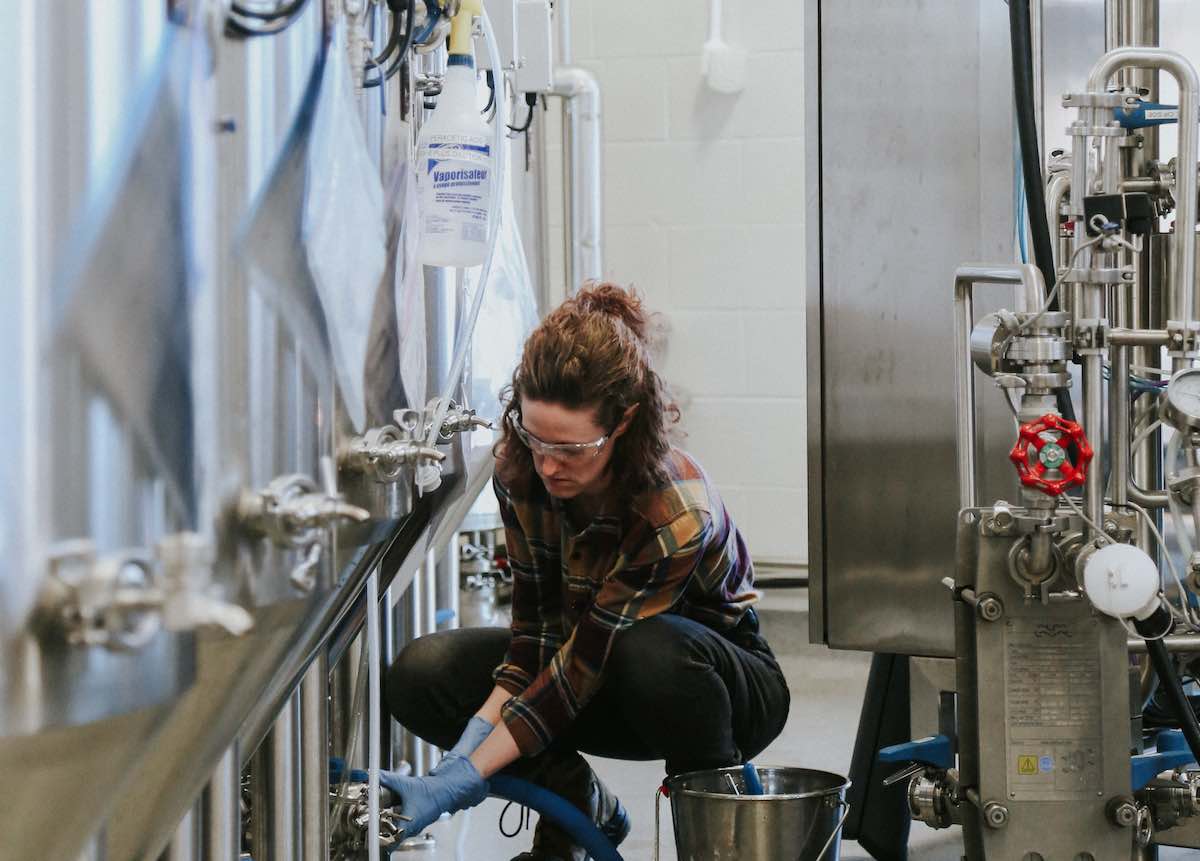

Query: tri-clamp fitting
left=37, top=540, right=163, bottom=651
left=339, top=424, right=446, bottom=484
left=437, top=407, right=494, bottom=439
left=237, top=470, right=370, bottom=592
left=37, top=532, right=254, bottom=651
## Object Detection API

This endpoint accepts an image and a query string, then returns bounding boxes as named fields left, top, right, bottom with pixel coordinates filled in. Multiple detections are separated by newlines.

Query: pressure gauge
left=1164, top=368, right=1200, bottom=431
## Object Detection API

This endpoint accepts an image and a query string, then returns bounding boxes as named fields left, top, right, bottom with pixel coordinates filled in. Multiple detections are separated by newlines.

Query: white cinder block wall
left=543, top=0, right=807, bottom=564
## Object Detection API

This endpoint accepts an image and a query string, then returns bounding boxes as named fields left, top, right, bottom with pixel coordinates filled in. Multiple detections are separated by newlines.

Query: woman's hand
left=380, top=754, right=488, bottom=838
left=431, top=715, right=494, bottom=774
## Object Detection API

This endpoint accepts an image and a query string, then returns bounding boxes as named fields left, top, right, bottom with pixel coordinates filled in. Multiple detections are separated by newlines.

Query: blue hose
left=487, top=774, right=624, bottom=861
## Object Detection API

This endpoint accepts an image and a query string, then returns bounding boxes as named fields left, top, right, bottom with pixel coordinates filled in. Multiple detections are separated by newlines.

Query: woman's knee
left=607, top=615, right=713, bottom=697
left=384, top=627, right=509, bottom=730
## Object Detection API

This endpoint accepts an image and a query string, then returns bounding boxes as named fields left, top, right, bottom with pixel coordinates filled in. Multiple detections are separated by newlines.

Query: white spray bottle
left=416, top=0, right=492, bottom=267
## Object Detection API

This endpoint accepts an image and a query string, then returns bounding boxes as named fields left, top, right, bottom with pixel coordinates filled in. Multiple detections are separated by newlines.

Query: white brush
left=702, top=0, right=747, bottom=94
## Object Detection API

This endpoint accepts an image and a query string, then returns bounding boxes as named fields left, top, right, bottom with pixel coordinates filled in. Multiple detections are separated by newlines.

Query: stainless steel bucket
left=657, top=766, right=850, bottom=861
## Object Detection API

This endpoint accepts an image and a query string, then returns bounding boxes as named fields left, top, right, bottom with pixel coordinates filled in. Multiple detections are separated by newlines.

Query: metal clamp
left=37, top=532, right=254, bottom=650
left=1060, top=267, right=1135, bottom=285
left=1063, top=91, right=1129, bottom=109
left=438, top=407, right=494, bottom=439
left=37, top=540, right=163, bottom=651
left=907, top=772, right=956, bottom=829
left=1166, top=320, right=1200, bottom=356
left=1073, top=318, right=1110, bottom=353
left=237, top=463, right=370, bottom=592
left=340, top=424, right=446, bottom=484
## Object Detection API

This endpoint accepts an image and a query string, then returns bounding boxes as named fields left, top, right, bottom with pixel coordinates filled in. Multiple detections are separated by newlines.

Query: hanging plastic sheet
left=363, top=152, right=427, bottom=426
left=303, top=22, right=386, bottom=432
left=50, top=24, right=202, bottom=531
left=397, top=160, right=429, bottom=414
left=236, top=32, right=331, bottom=398
left=457, top=158, right=538, bottom=526
left=465, top=165, right=538, bottom=426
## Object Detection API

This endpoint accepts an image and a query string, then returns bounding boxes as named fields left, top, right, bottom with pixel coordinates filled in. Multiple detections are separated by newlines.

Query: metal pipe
left=201, top=745, right=239, bottom=861
left=300, top=652, right=329, bottom=861
left=1108, top=326, right=1166, bottom=508
left=1111, top=343, right=1131, bottom=506
left=1109, top=327, right=1170, bottom=346
left=556, top=0, right=572, bottom=65
left=1084, top=347, right=1106, bottom=526
left=1129, top=635, right=1200, bottom=653
left=421, top=550, right=439, bottom=771
left=164, top=806, right=199, bottom=861
left=381, top=586, right=396, bottom=770
left=367, top=571, right=381, bottom=860
left=953, top=264, right=1048, bottom=509
left=250, top=695, right=301, bottom=861
left=1045, top=172, right=1070, bottom=272
left=405, top=565, right=427, bottom=776
left=444, top=536, right=460, bottom=631
left=1086, top=49, right=1199, bottom=329
left=552, top=66, right=603, bottom=294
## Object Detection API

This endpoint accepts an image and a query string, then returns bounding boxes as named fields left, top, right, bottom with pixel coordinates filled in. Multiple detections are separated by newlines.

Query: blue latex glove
left=380, top=754, right=488, bottom=838
left=432, top=716, right=494, bottom=775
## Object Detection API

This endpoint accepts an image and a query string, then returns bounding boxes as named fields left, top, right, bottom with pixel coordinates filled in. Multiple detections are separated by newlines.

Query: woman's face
left=518, top=399, right=632, bottom=500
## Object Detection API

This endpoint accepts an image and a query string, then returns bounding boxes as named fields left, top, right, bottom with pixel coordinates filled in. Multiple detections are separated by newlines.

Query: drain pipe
left=552, top=66, right=603, bottom=294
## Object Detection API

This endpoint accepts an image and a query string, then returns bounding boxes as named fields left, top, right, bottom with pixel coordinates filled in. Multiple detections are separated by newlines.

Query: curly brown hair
left=495, top=282, right=679, bottom=499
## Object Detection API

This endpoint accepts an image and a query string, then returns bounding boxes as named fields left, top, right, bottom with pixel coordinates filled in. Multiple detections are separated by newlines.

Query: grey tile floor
left=417, top=589, right=1197, bottom=860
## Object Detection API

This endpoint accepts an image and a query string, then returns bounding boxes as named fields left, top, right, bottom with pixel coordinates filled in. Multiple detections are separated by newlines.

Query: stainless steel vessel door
left=806, top=0, right=1018, bottom=656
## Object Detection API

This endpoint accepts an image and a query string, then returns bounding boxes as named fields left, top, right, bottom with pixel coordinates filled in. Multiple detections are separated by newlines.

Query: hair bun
left=573, top=281, right=648, bottom=343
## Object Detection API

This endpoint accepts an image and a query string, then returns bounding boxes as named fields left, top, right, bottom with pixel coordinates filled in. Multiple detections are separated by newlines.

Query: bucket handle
left=813, top=799, right=850, bottom=861
left=654, top=788, right=849, bottom=861
left=653, top=784, right=666, bottom=861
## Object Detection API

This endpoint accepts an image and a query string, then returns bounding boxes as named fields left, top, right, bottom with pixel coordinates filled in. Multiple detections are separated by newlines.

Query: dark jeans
left=384, top=610, right=791, bottom=776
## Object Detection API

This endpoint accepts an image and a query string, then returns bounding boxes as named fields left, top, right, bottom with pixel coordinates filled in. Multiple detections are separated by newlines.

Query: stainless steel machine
left=1, top=0, right=595, bottom=859
left=808, top=0, right=1200, bottom=856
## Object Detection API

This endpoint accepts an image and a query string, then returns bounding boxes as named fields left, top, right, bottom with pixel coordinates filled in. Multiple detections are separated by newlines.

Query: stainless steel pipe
left=1129, top=635, right=1200, bottom=653
left=953, top=264, right=1049, bottom=509
left=1112, top=341, right=1170, bottom=508
left=201, top=745, right=240, bottom=861
left=552, top=66, right=603, bottom=294
left=249, top=694, right=301, bottom=861
left=300, top=654, right=329, bottom=861
left=1085, top=49, right=1199, bottom=331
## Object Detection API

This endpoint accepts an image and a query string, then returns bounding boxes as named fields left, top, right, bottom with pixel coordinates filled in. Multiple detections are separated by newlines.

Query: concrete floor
left=417, top=588, right=1196, bottom=860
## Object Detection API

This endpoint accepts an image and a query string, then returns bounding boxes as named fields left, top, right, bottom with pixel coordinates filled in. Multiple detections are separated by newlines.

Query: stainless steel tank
left=102, top=5, right=499, bottom=859
left=5, top=3, right=527, bottom=858
left=0, top=9, right=202, bottom=860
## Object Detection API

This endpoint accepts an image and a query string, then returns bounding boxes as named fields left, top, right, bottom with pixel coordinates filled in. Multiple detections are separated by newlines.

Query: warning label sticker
left=1003, top=618, right=1104, bottom=800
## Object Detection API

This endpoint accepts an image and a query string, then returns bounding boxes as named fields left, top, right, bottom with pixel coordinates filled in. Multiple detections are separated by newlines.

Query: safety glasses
left=509, top=414, right=611, bottom=462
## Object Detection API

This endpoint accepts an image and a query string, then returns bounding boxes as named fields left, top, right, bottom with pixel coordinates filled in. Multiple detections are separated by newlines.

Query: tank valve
left=37, top=540, right=163, bottom=651
left=36, top=532, right=254, bottom=650
left=237, top=465, right=369, bottom=592
left=437, top=406, right=494, bottom=439
left=1009, top=413, right=1093, bottom=496
left=339, top=424, right=446, bottom=484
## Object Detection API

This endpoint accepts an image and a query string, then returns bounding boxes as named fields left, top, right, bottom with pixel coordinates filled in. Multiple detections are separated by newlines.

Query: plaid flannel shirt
left=493, top=448, right=759, bottom=756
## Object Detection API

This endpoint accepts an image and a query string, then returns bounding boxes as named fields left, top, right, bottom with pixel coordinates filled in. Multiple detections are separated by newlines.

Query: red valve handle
left=1008, top=413, right=1094, bottom=497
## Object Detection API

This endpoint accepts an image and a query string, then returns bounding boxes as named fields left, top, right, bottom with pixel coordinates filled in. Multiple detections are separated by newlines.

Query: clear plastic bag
left=464, top=167, right=538, bottom=426
left=396, top=159, right=428, bottom=413
left=303, top=21, right=387, bottom=431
